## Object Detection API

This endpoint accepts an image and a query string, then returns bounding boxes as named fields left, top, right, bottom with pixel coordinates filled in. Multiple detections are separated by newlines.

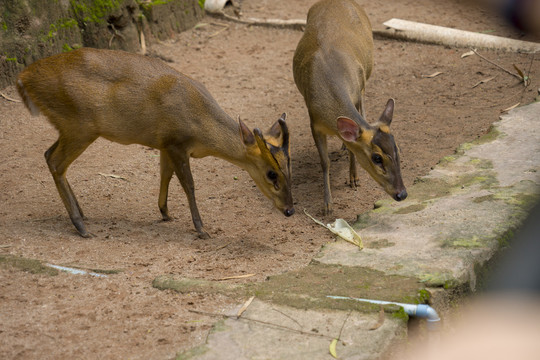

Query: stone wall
left=0, top=0, right=204, bottom=89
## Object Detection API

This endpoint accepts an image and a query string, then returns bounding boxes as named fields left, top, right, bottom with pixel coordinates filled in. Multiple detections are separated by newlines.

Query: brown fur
left=17, top=47, right=294, bottom=238
left=293, top=0, right=407, bottom=214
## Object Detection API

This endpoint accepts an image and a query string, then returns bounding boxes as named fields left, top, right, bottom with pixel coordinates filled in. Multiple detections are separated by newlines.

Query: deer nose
left=394, top=189, right=408, bottom=202
left=284, top=208, right=295, bottom=217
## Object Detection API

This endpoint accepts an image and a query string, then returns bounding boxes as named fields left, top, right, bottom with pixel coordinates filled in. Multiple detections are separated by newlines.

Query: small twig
left=337, top=310, right=351, bottom=340
left=472, top=76, right=496, bottom=88
left=271, top=307, right=303, bottom=329
left=210, top=21, right=229, bottom=28
left=526, top=53, right=535, bottom=77
left=217, top=273, right=256, bottom=281
left=0, top=92, right=21, bottom=103
left=471, top=48, right=523, bottom=81
left=214, top=242, right=230, bottom=251
left=108, top=24, right=126, bottom=48
left=523, top=52, right=535, bottom=89
left=208, top=22, right=230, bottom=38
left=211, top=11, right=306, bottom=31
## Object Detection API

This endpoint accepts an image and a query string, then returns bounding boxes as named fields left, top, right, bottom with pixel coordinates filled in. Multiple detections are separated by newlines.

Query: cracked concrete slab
left=178, top=299, right=406, bottom=360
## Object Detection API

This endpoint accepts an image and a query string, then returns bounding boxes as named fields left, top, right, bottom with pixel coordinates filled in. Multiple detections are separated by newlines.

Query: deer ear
left=267, top=120, right=282, bottom=139
left=239, top=118, right=255, bottom=146
left=337, top=117, right=360, bottom=142
left=379, top=98, right=395, bottom=126
left=267, top=113, right=287, bottom=137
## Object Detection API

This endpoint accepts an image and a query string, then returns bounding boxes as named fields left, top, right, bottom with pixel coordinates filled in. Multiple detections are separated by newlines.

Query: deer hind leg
left=164, top=147, right=209, bottom=239
left=311, top=124, right=333, bottom=215
left=158, top=150, right=174, bottom=221
left=45, top=133, right=97, bottom=237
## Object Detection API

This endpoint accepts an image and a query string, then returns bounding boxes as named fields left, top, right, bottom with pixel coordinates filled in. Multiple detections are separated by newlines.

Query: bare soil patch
left=1, top=0, right=538, bottom=359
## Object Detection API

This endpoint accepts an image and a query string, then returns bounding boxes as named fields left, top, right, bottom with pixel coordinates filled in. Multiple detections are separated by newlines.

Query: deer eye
left=267, top=170, right=278, bottom=181
left=372, top=154, right=383, bottom=165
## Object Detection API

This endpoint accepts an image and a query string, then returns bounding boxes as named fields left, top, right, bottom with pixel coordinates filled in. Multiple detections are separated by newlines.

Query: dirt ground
left=1, top=0, right=538, bottom=359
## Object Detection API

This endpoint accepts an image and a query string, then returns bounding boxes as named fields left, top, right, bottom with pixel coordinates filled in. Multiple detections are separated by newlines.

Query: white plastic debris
left=204, top=0, right=229, bottom=13
left=46, top=264, right=108, bottom=278
left=304, top=209, right=363, bottom=249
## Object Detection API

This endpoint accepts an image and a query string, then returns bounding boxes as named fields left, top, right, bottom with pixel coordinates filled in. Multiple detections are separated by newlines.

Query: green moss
left=394, top=203, right=426, bottom=215
left=417, top=289, right=431, bottom=303
left=468, top=158, right=494, bottom=169
left=472, top=126, right=502, bottom=145
left=154, top=263, right=427, bottom=313
left=496, top=227, right=515, bottom=248
left=138, top=0, right=173, bottom=10
left=450, top=236, right=484, bottom=248
left=473, top=194, right=495, bottom=203
left=50, top=18, right=78, bottom=36
left=198, top=0, right=205, bottom=10
left=70, top=0, right=122, bottom=23
left=495, top=190, right=538, bottom=208
left=437, top=155, right=458, bottom=166
left=354, top=212, right=375, bottom=230
left=88, top=267, right=122, bottom=274
left=460, top=172, right=498, bottom=189
left=391, top=306, right=409, bottom=323
left=418, top=272, right=458, bottom=288
left=400, top=289, right=431, bottom=306
left=409, top=177, right=452, bottom=202
left=453, top=127, right=502, bottom=156
left=0, top=255, right=58, bottom=276
left=153, top=276, right=249, bottom=297
left=456, top=142, right=474, bottom=154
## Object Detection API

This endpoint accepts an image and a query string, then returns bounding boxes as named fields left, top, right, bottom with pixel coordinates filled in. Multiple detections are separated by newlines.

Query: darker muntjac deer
left=293, top=0, right=407, bottom=214
left=17, top=47, right=294, bottom=239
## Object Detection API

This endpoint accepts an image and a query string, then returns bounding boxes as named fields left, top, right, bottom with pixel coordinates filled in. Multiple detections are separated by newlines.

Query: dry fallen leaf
left=513, top=64, right=530, bottom=86
left=237, top=296, right=255, bottom=318
left=461, top=50, right=475, bottom=58
left=513, top=64, right=524, bottom=79
left=422, top=71, right=443, bottom=78
left=329, top=338, right=338, bottom=359
left=98, top=173, right=128, bottom=181
left=0, top=92, right=21, bottom=102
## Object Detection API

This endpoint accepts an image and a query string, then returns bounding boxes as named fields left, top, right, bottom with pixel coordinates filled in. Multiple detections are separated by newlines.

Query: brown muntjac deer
left=293, top=0, right=407, bottom=215
left=17, top=47, right=294, bottom=239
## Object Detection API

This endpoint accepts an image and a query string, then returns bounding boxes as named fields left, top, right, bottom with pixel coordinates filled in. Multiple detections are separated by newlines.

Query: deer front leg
left=348, top=150, right=359, bottom=188
left=311, top=126, right=333, bottom=215
left=165, top=148, right=210, bottom=239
